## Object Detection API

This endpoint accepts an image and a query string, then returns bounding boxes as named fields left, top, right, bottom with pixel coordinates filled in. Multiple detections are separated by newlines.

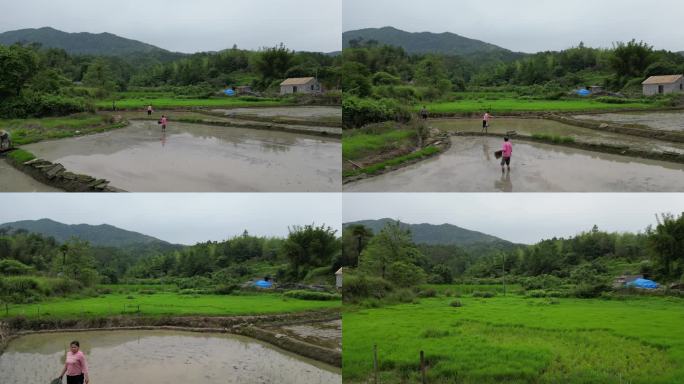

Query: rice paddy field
left=422, top=98, right=657, bottom=114
left=342, top=289, right=684, bottom=383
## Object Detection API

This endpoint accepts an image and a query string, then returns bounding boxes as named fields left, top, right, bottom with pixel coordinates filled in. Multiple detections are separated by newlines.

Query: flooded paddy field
left=344, top=136, right=684, bottom=192
left=0, top=330, right=341, bottom=384
left=266, top=320, right=341, bottom=352
left=572, top=111, right=684, bottom=132
left=212, top=106, right=340, bottom=119
left=0, top=158, right=60, bottom=192
left=430, top=117, right=684, bottom=154
left=23, top=120, right=341, bottom=192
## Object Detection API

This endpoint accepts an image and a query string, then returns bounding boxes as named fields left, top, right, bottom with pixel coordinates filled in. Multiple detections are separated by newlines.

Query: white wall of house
left=643, top=79, right=684, bottom=95
left=335, top=274, right=343, bottom=289
left=280, top=79, right=321, bottom=95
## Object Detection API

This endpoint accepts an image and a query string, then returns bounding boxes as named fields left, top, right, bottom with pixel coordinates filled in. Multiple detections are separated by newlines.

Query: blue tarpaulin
left=627, top=278, right=659, bottom=289
left=576, top=89, right=591, bottom=96
left=255, top=280, right=272, bottom=288
left=224, top=89, right=236, bottom=96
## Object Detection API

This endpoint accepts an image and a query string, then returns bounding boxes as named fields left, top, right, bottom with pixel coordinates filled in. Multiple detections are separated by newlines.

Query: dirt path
left=0, top=158, right=60, bottom=192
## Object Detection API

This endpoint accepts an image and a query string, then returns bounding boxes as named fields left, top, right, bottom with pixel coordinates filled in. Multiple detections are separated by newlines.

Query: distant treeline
left=0, top=42, right=341, bottom=118
left=342, top=213, right=684, bottom=302
left=0, top=224, right=341, bottom=303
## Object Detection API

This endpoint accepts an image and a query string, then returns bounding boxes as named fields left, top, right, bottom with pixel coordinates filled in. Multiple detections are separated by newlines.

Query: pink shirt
left=483, top=113, right=491, bottom=122
left=65, top=351, right=88, bottom=376
left=502, top=141, right=513, bottom=157
left=161, top=117, right=168, bottom=125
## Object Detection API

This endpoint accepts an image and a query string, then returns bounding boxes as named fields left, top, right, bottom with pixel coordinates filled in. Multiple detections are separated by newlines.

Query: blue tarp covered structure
left=627, top=278, right=659, bottom=289
left=254, top=280, right=273, bottom=288
left=576, top=89, right=591, bottom=96
left=224, top=89, right=236, bottom=96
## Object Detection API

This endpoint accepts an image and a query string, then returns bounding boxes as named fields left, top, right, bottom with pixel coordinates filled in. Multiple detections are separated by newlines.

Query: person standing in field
left=58, top=341, right=89, bottom=384
left=501, top=136, right=512, bottom=172
left=482, top=111, right=492, bottom=134
left=0, top=129, right=11, bottom=150
left=160, top=115, right=168, bottom=131
left=420, top=105, right=428, bottom=120
left=147, top=105, right=153, bottom=116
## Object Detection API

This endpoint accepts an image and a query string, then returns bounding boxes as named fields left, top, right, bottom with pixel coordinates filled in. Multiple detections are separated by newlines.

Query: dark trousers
left=67, top=374, right=84, bottom=384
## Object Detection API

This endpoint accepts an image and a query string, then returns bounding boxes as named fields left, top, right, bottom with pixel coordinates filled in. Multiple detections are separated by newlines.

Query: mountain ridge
left=0, top=218, right=177, bottom=248
left=343, top=26, right=525, bottom=61
left=343, top=218, right=516, bottom=246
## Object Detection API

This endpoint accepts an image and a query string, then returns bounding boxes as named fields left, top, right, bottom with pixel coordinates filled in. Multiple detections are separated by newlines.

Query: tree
left=648, top=213, right=684, bottom=279
left=341, top=225, right=374, bottom=268
left=281, top=224, right=339, bottom=281
left=82, top=58, right=117, bottom=93
left=430, top=264, right=453, bottom=284
left=360, top=221, right=424, bottom=283
left=254, top=43, right=294, bottom=87
left=609, top=40, right=655, bottom=83
left=0, top=44, right=39, bottom=97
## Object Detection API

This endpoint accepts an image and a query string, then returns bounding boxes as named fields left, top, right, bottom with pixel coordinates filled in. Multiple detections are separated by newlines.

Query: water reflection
left=494, top=170, right=513, bottom=192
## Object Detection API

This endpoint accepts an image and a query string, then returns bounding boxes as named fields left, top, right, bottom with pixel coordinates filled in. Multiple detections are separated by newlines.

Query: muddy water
left=430, top=118, right=684, bottom=154
left=0, top=330, right=341, bottom=384
left=23, top=121, right=341, bottom=192
left=268, top=320, right=341, bottom=351
left=212, top=106, right=341, bottom=119
left=0, top=159, right=60, bottom=192
left=344, top=137, right=684, bottom=192
left=573, top=111, right=684, bottom=132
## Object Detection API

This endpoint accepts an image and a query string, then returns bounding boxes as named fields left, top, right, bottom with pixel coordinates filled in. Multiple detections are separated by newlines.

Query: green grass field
left=343, top=129, right=416, bottom=161
left=97, top=97, right=288, bottom=110
left=423, top=98, right=656, bottom=114
left=0, top=291, right=340, bottom=319
left=343, top=290, right=684, bottom=383
left=0, top=114, right=122, bottom=145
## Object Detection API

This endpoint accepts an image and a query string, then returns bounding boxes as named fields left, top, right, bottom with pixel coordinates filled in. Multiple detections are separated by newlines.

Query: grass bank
left=97, top=97, right=288, bottom=110
left=0, top=114, right=127, bottom=145
left=0, top=291, right=341, bottom=319
left=423, top=98, right=657, bottom=115
left=343, top=292, right=684, bottom=383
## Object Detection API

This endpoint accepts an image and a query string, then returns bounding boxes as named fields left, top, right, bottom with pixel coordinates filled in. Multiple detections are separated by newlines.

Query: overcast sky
left=343, top=194, right=684, bottom=244
left=343, top=0, right=684, bottom=53
left=0, top=0, right=341, bottom=53
left=0, top=193, right=341, bottom=245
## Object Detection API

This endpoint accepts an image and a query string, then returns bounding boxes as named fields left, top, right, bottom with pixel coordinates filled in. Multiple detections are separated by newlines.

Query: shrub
left=450, top=300, right=463, bottom=307
left=7, top=149, right=36, bottom=164
left=283, top=290, right=341, bottom=301
left=213, top=284, right=239, bottom=295
left=421, top=329, right=450, bottom=338
left=389, top=288, right=416, bottom=303
left=571, top=283, right=609, bottom=298
left=417, top=288, right=437, bottom=298
left=45, top=278, right=82, bottom=296
left=342, top=96, right=411, bottom=128
left=0, top=260, right=33, bottom=275
left=472, top=291, right=495, bottom=298
left=342, top=274, right=393, bottom=302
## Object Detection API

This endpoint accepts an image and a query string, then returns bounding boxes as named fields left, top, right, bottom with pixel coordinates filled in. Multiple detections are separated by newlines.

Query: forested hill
left=343, top=26, right=525, bottom=61
left=344, top=218, right=515, bottom=247
left=0, top=218, right=176, bottom=248
left=0, top=27, right=183, bottom=59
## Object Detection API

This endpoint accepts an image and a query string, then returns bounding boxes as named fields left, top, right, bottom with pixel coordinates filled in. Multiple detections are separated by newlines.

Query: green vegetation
left=344, top=146, right=439, bottom=178
left=343, top=129, right=416, bottom=160
left=0, top=290, right=340, bottom=319
left=283, top=290, right=342, bottom=301
left=0, top=114, right=124, bottom=145
left=531, top=133, right=576, bottom=144
left=6, top=149, right=35, bottom=163
left=340, top=214, right=684, bottom=382
left=99, top=95, right=288, bottom=110
left=424, top=97, right=655, bottom=114
left=343, top=294, right=684, bottom=383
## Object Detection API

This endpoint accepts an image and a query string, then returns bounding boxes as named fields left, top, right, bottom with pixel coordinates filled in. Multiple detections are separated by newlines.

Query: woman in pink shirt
left=501, top=136, right=512, bottom=172
left=58, top=340, right=89, bottom=384
left=482, top=111, right=492, bottom=134
left=160, top=115, right=168, bottom=131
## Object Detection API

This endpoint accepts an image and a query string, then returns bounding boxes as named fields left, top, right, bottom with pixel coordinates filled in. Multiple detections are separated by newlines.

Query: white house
left=335, top=267, right=344, bottom=290
left=280, top=77, right=321, bottom=95
left=642, top=74, right=684, bottom=96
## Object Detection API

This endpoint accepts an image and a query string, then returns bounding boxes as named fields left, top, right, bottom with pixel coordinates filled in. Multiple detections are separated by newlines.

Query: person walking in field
left=482, top=111, right=492, bottom=134
left=147, top=105, right=153, bottom=116
left=420, top=105, right=429, bottom=120
left=160, top=115, right=168, bottom=131
left=501, top=136, right=512, bottom=172
left=57, top=341, right=89, bottom=384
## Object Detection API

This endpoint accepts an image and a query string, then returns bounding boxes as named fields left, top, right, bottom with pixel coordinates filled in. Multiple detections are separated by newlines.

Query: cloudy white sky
left=0, top=0, right=341, bottom=53
left=343, top=194, right=684, bottom=244
left=0, top=193, right=342, bottom=245
left=343, top=0, right=684, bottom=53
